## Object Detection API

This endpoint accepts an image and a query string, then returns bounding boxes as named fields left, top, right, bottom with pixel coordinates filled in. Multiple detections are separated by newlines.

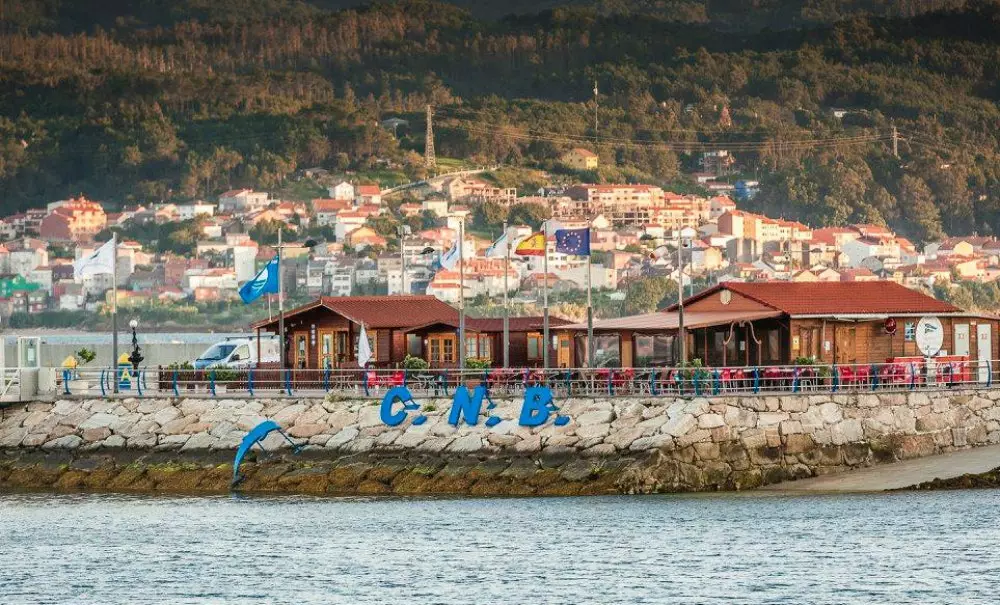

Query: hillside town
left=0, top=150, right=997, bottom=323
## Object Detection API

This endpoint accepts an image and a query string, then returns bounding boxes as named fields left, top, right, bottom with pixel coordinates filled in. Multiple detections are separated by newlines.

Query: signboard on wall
left=916, top=316, right=944, bottom=357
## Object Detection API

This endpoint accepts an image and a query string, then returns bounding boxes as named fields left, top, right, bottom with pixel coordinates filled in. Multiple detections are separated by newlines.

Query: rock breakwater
left=2, top=389, right=999, bottom=495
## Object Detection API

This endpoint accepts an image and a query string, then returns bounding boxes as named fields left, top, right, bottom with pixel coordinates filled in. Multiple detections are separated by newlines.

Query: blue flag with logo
left=239, top=256, right=279, bottom=304
left=554, top=228, right=590, bottom=256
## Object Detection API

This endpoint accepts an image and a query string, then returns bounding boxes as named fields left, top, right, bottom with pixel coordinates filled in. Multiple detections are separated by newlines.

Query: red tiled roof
left=675, top=281, right=960, bottom=315
left=252, top=295, right=459, bottom=329
left=467, top=316, right=573, bottom=332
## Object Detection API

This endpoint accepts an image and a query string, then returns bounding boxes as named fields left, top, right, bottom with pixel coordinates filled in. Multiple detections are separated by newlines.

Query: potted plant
left=70, top=347, right=97, bottom=389
left=212, top=368, right=240, bottom=394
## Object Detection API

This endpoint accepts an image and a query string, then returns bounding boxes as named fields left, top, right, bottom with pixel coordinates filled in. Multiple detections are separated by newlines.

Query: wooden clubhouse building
left=251, top=283, right=998, bottom=372
left=251, top=295, right=571, bottom=369
left=561, top=281, right=999, bottom=370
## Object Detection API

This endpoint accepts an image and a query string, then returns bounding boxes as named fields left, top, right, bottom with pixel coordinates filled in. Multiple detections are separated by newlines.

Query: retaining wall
left=2, top=389, right=1000, bottom=495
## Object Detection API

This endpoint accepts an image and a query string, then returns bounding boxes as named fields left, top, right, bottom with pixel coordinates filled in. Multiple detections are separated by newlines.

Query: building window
left=428, top=335, right=456, bottom=365
left=479, top=335, right=491, bottom=360
left=352, top=330, right=377, bottom=361
left=527, top=333, right=543, bottom=360
left=466, top=335, right=478, bottom=360
left=407, top=334, right=421, bottom=357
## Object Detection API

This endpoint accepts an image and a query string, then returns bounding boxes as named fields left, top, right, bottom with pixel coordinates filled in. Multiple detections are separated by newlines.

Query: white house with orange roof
left=346, top=226, right=388, bottom=250
left=312, top=198, right=353, bottom=226
left=355, top=184, right=382, bottom=206
left=709, top=196, right=737, bottom=219
left=329, top=181, right=355, bottom=201
left=218, top=189, right=269, bottom=213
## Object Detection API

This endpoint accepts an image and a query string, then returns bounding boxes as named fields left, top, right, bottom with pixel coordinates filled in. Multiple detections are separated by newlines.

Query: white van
left=193, top=336, right=279, bottom=369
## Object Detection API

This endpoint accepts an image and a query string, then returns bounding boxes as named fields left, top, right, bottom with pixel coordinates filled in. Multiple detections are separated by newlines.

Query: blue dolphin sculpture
left=231, top=420, right=302, bottom=488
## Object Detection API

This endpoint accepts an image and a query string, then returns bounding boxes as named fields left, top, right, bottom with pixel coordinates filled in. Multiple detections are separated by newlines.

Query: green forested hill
left=3, top=0, right=1000, bottom=243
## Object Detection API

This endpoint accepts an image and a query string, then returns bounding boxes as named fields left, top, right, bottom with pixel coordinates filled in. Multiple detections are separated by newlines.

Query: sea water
left=1, top=490, right=997, bottom=604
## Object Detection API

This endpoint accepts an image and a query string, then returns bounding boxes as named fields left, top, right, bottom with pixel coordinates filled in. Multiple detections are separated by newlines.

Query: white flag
left=357, top=324, right=373, bottom=368
left=439, top=239, right=460, bottom=270
left=73, top=238, right=115, bottom=280
left=485, top=230, right=509, bottom=258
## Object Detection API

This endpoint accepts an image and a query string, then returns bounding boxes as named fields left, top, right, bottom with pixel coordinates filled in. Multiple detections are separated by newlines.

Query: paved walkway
left=762, top=444, right=1000, bottom=492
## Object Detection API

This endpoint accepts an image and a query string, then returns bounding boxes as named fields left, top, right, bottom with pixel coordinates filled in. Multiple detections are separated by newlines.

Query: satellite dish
left=916, top=316, right=944, bottom=357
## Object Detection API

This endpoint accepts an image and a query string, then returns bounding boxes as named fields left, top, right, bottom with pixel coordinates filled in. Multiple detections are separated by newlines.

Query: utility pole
left=891, top=123, right=899, bottom=159
left=425, top=104, right=436, bottom=170
left=593, top=80, right=599, bottom=143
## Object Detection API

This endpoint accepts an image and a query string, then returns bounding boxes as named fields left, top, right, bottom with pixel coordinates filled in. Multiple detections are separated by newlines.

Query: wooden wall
left=790, top=316, right=1000, bottom=365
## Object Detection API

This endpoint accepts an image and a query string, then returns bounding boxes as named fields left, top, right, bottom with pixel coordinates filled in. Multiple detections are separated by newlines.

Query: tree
left=622, top=277, right=676, bottom=315
left=472, top=200, right=507, bottom=230
left=899, top=175, right=944, bottom=243
left=508, top=202, right=550, bottom=230
left=249, top=219, right=296, bottom=246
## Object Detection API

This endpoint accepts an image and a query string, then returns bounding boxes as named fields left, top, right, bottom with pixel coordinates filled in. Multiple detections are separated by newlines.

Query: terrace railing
left=51, top=358, right=997, bottom=399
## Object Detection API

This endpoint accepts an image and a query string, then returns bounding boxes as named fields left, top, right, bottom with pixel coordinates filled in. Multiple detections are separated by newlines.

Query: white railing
left=0, top=367, right=20, bottom=402
left=49, top=359, right=998, bottom=399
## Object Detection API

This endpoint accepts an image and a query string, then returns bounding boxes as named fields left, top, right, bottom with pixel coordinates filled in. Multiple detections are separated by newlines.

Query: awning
left=562, top=310, right=783, bottom=332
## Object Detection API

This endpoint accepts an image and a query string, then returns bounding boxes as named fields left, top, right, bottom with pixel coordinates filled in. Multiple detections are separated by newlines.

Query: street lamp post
left=397, top=225, right=412, bottom=295
left=128, top=318, right=143, bottom=373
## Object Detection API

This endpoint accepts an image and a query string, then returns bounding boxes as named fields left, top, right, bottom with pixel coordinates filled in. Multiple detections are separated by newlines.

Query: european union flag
left=239, top=256, right=279, bottom=304
left=555, top=228, right=590, bottom=256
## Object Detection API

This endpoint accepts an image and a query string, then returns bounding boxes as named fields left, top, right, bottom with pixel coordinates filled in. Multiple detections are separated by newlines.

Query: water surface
left=1, top=491, right=997, bottom=604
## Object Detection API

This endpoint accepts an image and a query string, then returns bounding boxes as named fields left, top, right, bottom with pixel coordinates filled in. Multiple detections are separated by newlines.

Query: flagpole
left=586, top=220, right=594, bottom=368
left=677, top=227, right=686, bottom=365
left=278, top=228, right=286, bottom=370
left=111, top=232, right=119, bottom=393
left=542, top=223, right=550, bottom=370
left=502, top=221, right=510, bottom=368
left=458, top=221, right=466, bottom=370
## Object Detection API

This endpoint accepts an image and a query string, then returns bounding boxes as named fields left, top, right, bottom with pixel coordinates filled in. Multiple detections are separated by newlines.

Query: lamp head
left=129, top=319, right=139, bottom=329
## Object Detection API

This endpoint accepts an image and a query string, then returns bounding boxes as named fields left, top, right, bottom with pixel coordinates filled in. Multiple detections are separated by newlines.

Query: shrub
left=76, top=348, right=97, bottom=365
left=465, top=358, right=491, bottom=370
left=402, top=355, right=429, bottom=370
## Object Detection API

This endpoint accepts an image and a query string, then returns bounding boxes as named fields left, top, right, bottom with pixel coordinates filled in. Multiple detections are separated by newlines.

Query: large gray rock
left=180, top=432, right=218, bottom=451
left=79, top=413, right=119, bottom=430
left=42, top=435, right=82, bottom=449
left=151, top=406, right=182, bottom=426
left=448, top=434, right=484, bottom=453
left=698, top=414, right=724, bottom=429
left=325, top=427, right=360, bottom=449
left=578, top=410, right=614, bottom=426
left=662, top=414, right=696, bottom=438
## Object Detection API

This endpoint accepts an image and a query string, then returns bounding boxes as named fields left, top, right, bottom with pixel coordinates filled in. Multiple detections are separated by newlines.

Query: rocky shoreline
left=3, top=388, right=1000, bottom=496
left=907, top=467, right=1000, bottom=490
left=0, top=449, right=641, bottom=497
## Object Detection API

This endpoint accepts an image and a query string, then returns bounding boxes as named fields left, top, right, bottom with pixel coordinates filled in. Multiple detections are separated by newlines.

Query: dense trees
left=4, top=1, right=1000, bottom=242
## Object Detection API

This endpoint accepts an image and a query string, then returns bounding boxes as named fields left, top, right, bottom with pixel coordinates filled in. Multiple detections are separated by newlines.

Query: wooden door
left=798, top=327, right=820, bottom=360
left=293, top=332, right=309, bottom=368
left=319, top=330, right=336, bottom=369
left=557, top=333, right=572, bottom=368
left=835, top=327, right=857, bottom=365
left=427, top=333, right=457, bottom=366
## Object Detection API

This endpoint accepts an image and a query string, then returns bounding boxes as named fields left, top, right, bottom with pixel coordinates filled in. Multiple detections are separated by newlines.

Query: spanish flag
left=514, top=232, right=546, bottom=256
